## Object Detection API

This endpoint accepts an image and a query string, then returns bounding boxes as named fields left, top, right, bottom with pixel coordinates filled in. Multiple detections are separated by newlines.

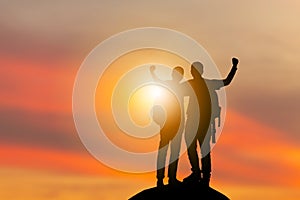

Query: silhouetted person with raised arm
left=183, top=58, right=239, bottom=187
left=207, top=57, right=239, bottom=144
left=150, top=65, right=186, bottom=188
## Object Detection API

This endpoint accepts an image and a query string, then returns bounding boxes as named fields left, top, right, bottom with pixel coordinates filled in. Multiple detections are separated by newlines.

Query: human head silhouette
left=171, top=66, right=184, bottom=82
left=191, top=61, right=204, bottom=78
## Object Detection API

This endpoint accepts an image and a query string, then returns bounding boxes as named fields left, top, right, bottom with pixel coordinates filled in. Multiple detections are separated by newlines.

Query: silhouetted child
left=150, top=65, right=185, bottom=187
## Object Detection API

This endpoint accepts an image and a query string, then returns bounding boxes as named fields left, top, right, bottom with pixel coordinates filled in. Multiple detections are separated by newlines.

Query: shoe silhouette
left=168, top=178, right=182, bottom=187
left=156, top=179, right=164, bottom=188
left=183, top=172, right=201, bottom=184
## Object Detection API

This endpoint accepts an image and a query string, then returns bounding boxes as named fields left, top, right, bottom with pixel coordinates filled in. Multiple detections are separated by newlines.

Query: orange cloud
left=1, top=108, right=299, bottom=188
left=211, top=109, right=300, bottom=187
left=1, top=56, right=299, bottom=191
left=0, top=57, right=76, bottom=114
left=0, top=144, right=108, bottom=175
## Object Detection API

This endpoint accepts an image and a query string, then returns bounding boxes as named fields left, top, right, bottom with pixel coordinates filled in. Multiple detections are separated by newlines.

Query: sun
left=148, top=85, right=164, bottom=99
left=128, top=84, right=168, bottom=126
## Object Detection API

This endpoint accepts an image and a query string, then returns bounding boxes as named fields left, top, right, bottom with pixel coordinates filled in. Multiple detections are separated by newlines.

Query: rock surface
left=129, top=182, right=230, bottom=200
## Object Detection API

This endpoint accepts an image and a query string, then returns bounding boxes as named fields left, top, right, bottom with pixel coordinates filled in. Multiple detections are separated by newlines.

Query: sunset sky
left=0, top=1, right=300, bottom=200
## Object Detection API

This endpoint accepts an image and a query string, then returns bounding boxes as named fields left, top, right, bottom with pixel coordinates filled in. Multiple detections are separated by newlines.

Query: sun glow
left=94, top=49, right=190, bottom=153
left=128, top=84, right=168, bottom=126
left=147, top=85, right=164, bottom=99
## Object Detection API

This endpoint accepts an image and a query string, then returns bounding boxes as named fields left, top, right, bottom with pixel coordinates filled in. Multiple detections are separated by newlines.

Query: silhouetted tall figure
left=184, top=58, right=239, bottom=187
left=150, top=65, right=186, bottom=187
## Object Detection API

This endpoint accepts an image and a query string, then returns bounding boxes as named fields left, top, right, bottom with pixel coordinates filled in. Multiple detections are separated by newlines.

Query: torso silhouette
left=153, top=81, right=182, bottom=142
left=186, top=75, right=212, bottom=137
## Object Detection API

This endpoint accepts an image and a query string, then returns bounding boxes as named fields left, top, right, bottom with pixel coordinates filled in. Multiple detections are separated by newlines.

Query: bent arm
left=150, top=65, right=164, bottom=84
left=223, top=58, right=238, bottom=86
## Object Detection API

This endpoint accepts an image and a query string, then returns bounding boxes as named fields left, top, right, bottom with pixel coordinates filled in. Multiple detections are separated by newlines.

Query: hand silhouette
left=232, top=57, right=239, bottom=66
left=150, top=65, right=156, bottom=73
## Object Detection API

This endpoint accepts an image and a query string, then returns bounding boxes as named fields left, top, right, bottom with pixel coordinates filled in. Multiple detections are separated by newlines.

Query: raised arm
left=223, top=57, right=239, bottom=86
left=149, top=65, right=164, bottom=84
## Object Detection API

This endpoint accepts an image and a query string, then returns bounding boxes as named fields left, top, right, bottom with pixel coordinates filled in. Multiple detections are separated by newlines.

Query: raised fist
left=150, top=65, right=156, bottom=72
left=232, top=57, right=239, bottom=66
